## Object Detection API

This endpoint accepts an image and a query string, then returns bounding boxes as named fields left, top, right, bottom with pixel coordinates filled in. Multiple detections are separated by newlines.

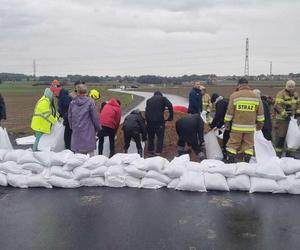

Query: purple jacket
left=68, top=95, right=101, bottom=153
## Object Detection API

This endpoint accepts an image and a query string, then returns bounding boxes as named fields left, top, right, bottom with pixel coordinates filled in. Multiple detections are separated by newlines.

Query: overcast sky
left=0, top=0, right=300, bottom=76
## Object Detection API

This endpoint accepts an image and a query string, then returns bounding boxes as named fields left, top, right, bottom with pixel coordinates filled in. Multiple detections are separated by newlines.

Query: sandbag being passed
left=204, top=131, right=223, bottom=160
left=286, top=118, right=300, bottom=150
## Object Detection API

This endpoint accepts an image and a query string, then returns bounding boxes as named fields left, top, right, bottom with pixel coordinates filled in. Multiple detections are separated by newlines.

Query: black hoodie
left=123, top=110, right=147, bottom=140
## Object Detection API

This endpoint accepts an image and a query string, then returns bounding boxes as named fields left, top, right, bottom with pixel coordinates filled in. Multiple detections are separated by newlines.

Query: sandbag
left=106, top=153, right=140, bottom=166
left=145, top=170, right=171, bottom=184
left=7, top=173, right=28, bottom=188
left=124, top=165, right=146, bottom=179
left=17, top=150, right=40, bottom=165
left=80, top=177, right=105, bottom=187
left=105, top=175, right=126, bottom=187
left=141, top=156, right=168, bottom=172
left=0, top=127, right=13, bottom=150
left=51, top=150, right=74, bottom=166
left=0, top=172, right=7, bottom=186
left=82, top=155, right=108, bottom=170
left=0, top=149, right=8, bottom=161
left=208, top=164, right=236, bottom=177
left=279, top=157, right=300, bottom=175
left=163, top=155, right=189, bottom=178
left=48, top=176, right=80, bottom=188
left=176, top=171, right=206, bottom=192
left=34, top=151, right=53, bottom=167
left=50, top=166, right=74, bottom=179
left=21, top=163, right=45, bottom=174
left=227, top=175, right=250, bottom=191
left=204, top=172, right=229, bottom=191
left=254, top=131, right=276, bottom=163
left=296, top=172, right=300, bottom=179
left=286, top=176, right=300, bottom=194
left=0, top=161, right=31, bottom=175
left=235, top=162, right=258, bottom=177
left=125, top=176, right=141, bottom=188
left=73, top=167, right=90, bottom=180
left=4, top=150, right=23, bottom=162
left=200, top=159, right=225, bottom=168
left=90, top=166, right=108, bottom=177
left=286, top=118, right=300, bottom=149
left=186, top=161, right=208, bottom=173
left=140, top=177, right=166, bottom=189
left=63, top=154, right=88, bottom=171
left=250, top=177, right=280, bottom=193
left=105, top=165, right=126, bottom=176
left=204, top=131, right=223, bottom=160
left=255, top=157, right=286, bottom=180
left=38, top=121, right=65, bottom=152
left=26, top=175, right=52, bottom=188
left=167, top=178, right=180, bottom=189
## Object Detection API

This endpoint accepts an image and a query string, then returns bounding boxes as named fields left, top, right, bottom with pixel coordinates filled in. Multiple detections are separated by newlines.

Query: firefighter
left=201, top=85, right=213, bottom=123
left=274, top=80, right=300, bottom=157
left=224, top=78, right=264, bottom=163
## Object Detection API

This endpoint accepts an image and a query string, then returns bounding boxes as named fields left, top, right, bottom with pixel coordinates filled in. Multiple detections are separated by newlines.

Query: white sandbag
left=200, top=159, right=225, bottom=168
left=296, top=172, right=300, bottom=179
left=0, top=172, right=7, bottom=186
left=51, top=150, right=74, bottom=166
left=26, top=175, right=52, bottom=188
left=21, top=163, right=45, bottom=174
left=255, top=157, right=286, bottom=180
left=176, top=171, right=206, bottom=192
left=186, top=161, right=208, bottom=173
left=249, top=177, right=280, bottom=193
left=106, top=153, right=140, bottom=166
left=167, top=178, right=180, bottom=189
left=4, top=150, right=23, bottom=162
left=287, top=176, right=300, bottom=194
left=0, top=127, right=13, bottom=150
left=235, top=162, right=258, bottom=177
left=82, top=155, right=108, bottom=170
left=275, top=175, right=294, bottom=194
left=171, top=154, right=190, bottom=165
left=50, top=166, right=74, bottom=179
left=0, top=149, right=8, bottom=161
left=254, top=131, right=276, bottom=163
left=105, top=165, right=126, bottom=176
left=286, top=117, right=300, bottom=149
left=0, top=161, right=31, bottom=175
left=80, top=177, right=105, bottom=187
left=34, top=151, right=53, bottom=167
left=130, top=158, right=146, bottom=169
left=17, top=150, right=40, bottom=165
left=73, top=167, right=90, bottom=180
left=204, top=130, right=223, bottom=160
left=163, top=163, right=186, bottom=178
left=105, top=175, right=126, bottom=187
left=124, top=165, right=146, bottom=179
left=208, top=164, right=236, bottom=177
left=204, top=172, right=229, bottom=191
left=90, top=166, right=108, bottom=177
left=48, top=176, right=80, bottom=188
left=280, top=157, right=300, bottom=174
left=63, top=154, right=88, bottom=171
left=41, top=168, right=51, bottom=179
left=141, top=156, right=168, bottom=172
left=227, top=175, right=250, bottom=191
left=145, top=170, right=171, bottom=184
left=125, top=175, right=141, bottom=188
left=7, top=173, right=28, bottom=188
left=38, top=121, right=65, bottom=152
left=140, top=177, right=166, bottom=189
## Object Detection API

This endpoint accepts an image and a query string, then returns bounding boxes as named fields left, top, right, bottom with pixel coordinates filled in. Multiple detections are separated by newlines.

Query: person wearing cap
left=224, top=78, right=264, bottom=163
left=273, top=80, right=300, bottom=157
left=31, top=88, right=58, bottom=151
left=68, top=84, right=101, bottom=155
left=210, top=93, right=229, bottom=157
left=122, top=109, right=147, bottom=157
left=253, top=89, right=272, bottom=141
left=89, top=89, right=101, bottom=102
left=145, top=91, right=173, bottom=156
left=0, top=93, right=7, bottom=125
left=50, top=79, right=62, bottom=98
left=188, top=81, right=202, bottom=114
left=176, top=114, right=205, bottom=161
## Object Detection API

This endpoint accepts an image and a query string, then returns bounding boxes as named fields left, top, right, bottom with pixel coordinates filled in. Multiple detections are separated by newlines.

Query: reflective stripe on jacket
left=224, top=85, right=264, bottom=132
left=202, top=93, right=212, bottom=112
left=274, top=89, right=300, bottom=120
left=31, top=96, right=57, bottom=134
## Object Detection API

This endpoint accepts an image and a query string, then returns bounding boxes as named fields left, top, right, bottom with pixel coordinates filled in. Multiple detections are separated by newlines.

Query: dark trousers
left=64, top=123, right=72, bottom=150
left=223, top=130, right=230, bottom=150
left=124, top=131, right=143, bottom=156
left=177, top=137, right=201, bottom=155
left=98, top=126, right=116, bottom=157
left=147, top=122, right=165, bottom=154
left=262, top=129, right=272, bottom=141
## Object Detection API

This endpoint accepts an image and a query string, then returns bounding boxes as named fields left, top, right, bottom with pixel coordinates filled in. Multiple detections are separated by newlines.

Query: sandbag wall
left=0, top=149, right=300, bottom=194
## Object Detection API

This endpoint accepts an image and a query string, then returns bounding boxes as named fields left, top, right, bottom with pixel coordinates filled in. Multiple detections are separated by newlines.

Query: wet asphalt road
left=0, top=187, right=300, bottom=250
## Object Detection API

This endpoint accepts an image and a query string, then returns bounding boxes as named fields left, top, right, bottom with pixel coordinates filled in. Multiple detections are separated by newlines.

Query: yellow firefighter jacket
left=202, top=93, right=212, bottom=112
left=31, top=96, right=57, bottom=134
left=224, top=85, right=264, bottom=132
left=274, top=89, right=300, bottom=120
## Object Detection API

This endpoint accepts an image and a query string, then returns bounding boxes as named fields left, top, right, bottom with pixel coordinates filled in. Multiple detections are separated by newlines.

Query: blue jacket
left=58, top=88, right=72, bottom=125
left=188, top=88, right=202, bottom=114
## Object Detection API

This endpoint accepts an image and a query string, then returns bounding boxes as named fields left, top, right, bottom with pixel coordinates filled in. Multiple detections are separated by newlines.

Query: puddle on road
left=208, top=196, right=234, bottom=208
left=80, top=195, right=102, bottom=206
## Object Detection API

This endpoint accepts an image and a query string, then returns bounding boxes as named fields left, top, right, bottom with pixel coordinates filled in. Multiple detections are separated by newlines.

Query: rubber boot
left=138, top=148, right=143, bottom=158
left=227, top=152, right=236, bottom=163
left=244, top=153, right=252, bottom=163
